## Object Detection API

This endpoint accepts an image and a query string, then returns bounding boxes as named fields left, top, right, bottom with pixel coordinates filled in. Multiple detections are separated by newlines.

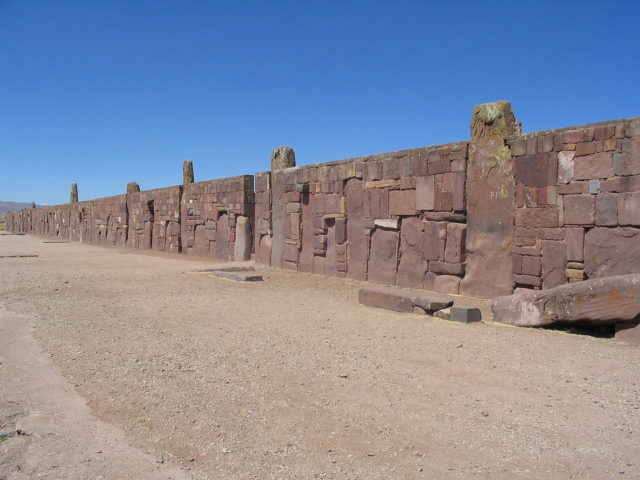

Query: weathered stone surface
left=563, top=195, right=595, bottom=225
left=397, top=217, right=425, bottom=288
left=415, top=176, right=435, bottom=210
left=618, top=192, right=640, bottom=226
left=389, top=189, right=416, bottom=216
left=233, top=216, right=251, bottom=261
left=584, top=227, right=640, bottom=278
left=270, top=146, right=296, bottom=267
left=515, top=153, right=557, bottom=187
left=298, top=195, right=315, bottom=273
left=573, top=152, right=614, bottom=180
left=183, top=160, right=194, bottom=185
left=444, top=223, right=466, bottom=263
left=70, top=183, right=78, bottom=203
left=367, top=228, right=398, bottom=285
left=618, top=137, right=640, bottom=176
left=450, top=307, right=482, bottom=323
left=615, top=322, right=640, bottom=344
left=515, top=207, right=559, bottom=228
left=542, top=240, right=567, bottom=289
left=596, top=193, right=618, bottom=226
left=345, top=179, right=366, bottom=280
left=565, top=227, right=584, bottom=262
left=374, top=218, right=399, bottom=229
left=460, top=101, right=517, bottom=298
left=358, top=286, right=453, bottom=313
left=127, top=182, right=140, bottom=194
left=557, top=151, right=575, bottom=184
left=431, top=274, right=461, bottom=294
left=492, top=274, right=640, bottom=327
left=212, top=270, right=263, bottom=282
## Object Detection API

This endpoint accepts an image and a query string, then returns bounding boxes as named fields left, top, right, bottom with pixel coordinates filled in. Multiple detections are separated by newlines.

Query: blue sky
left=1, top=0, right=639, bottom=205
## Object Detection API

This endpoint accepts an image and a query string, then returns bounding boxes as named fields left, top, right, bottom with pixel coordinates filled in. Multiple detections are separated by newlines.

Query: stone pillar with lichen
left=270, top=146, right=296, bottom=267
left=183, top=160, right=194, bottom=186
left=460, top=101, right=517, bottom=297
left=70, top=183, right=78, bottom=203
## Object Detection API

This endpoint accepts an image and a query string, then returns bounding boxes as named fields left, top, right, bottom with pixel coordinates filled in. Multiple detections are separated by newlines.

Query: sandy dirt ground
left=0, top=234, right=639, bottom=479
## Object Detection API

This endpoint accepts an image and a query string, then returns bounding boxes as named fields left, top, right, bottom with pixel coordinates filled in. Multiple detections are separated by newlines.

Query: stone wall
left=7, top=175, right=253, bottom=261
left=6, top=102, right=640, bottom=299
left=257, top=143, right=470, bottom=294
left=509, top=118, right=640, bottom=290
left=181, top=176, right=254, bottom=260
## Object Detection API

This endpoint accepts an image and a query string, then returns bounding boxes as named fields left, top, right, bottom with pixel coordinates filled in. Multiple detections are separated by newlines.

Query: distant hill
left=0, top=201, right=44, bottom=213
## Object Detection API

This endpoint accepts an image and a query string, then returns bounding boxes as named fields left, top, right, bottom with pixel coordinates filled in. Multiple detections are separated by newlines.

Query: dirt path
left=1, top=234, right=639, bottom=479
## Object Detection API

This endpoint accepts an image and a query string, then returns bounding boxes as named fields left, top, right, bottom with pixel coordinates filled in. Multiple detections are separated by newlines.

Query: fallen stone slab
left=450, top=307, right=482, bottom=324
left=211, top=270, right=263, bottom=282
left=358, top=286, right=452, bottom=314
left=492, top=274, right=640, bottom=327
left=0, top=254, right=38, bottom=258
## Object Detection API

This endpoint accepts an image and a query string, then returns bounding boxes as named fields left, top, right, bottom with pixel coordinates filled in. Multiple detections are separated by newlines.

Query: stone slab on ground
left=450, top=307, right=482, bottom=323
left=211, top=270, right=263, bottom=282
left=358, top=286, right=452, bottom=313
left=492, top=274, right=640, bottom=327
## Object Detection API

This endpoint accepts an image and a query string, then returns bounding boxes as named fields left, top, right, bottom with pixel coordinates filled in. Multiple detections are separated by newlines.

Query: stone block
left=573, top=152, right=614, bottom=180
left=452, top=173, right=465, bottom=211
left=431, top=274, right=461, bottom=294
left=428, top=261, right=465, bottom=275
left=444, top=223, right=466, bottom=263
left=415, top=176, right=435, bottom=211
left=617, top=137, right=640, bottom=176
left=595, top=193, right=618, bottom=226
left=423, top=221, right=440, bottom=261
left=449, top=307, right=482, bottom=323
left=601, top=175, right=640, bottom=193
left=513, top=274, right=542, bottom=287
left=383, top=158, right=402, bottom=179
left=589, top=179, right=600, bottom=194
left=358, top=286, right=452, bottom=313
left=618, top=192, right=640, bottom=226
left=542, top=240, right=567, bottom=289
left=584, top=227, right=640, bottom=278
left=335, top=218, right=346, bottom=244
left=563, top=195, right=595, bottom=225
left=521, top=255, right=541, bottom=276
left=397, top=217, right=426, bottom=289
left=575, top=142, right=596, bottom=156
left=492, top=274, right=640, bottom=327
left=212, top=270, right=263, bottom=282
left=367, top=228, right=398, bottom=285
left=565, top=227, right=584, bottom=262
left=364, top=188, right=389, bottom=219
left=374, top=218, right=399, bottom=229
left=389, top=189, right=416, bottom=216
left=363, top=161, right=383, bottom=182
left=515, top=153, right=557, bottom=187
left=515, top=207, right=559, bottom=227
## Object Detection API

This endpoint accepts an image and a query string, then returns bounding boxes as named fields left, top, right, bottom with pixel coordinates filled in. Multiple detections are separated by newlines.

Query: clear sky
left=1, top=0, right=639, bottom=205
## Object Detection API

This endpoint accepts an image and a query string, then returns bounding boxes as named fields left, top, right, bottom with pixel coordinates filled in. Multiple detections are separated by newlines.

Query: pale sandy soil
left=0, top=234, right=639, bottom=480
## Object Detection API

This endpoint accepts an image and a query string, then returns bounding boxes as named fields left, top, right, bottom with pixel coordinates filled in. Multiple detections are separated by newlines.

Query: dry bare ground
left=0, top=234, right=639, bottom=479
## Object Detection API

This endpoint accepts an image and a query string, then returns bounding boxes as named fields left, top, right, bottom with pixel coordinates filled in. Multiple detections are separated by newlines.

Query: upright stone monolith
left=459, top=101, right=517, bottom=298
left=183, top=160, right=194, bottom=186
left=127, top=182, right=140, bottom=194
left=70, top=183, right=78, bottom=203
left=270, top=146, right=296, bottom=267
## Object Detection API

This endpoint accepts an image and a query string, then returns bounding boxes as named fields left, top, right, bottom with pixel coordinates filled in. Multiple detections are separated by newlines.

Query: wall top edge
left=285, top=140, right=469, bottom=172
left=187, top=174, right=253, bottom=187
left=507, top=115, right=640, bottom=141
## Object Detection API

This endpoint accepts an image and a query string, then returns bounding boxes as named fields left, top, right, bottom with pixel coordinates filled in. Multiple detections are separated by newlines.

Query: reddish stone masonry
left=6, top=104, right=640, bottom=299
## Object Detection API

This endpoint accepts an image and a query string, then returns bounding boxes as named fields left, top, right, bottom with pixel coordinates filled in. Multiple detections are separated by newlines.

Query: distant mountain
left=0, top=201, right=44, bottom=213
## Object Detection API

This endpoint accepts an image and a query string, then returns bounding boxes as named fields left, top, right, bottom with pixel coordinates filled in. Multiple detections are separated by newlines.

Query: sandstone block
left=542, top=240, right=567, bottom=289
left=617, top=137, right=640, bottom=176
left=389, top=189, right=416, bottom=216
left=450, top=307, right=482, bottom=323
left=397, top=217, right=426, bottom=289
left=358, top=286, right=453, bottom=313
left=515, top=207, right=559, bottom=228
left=565, top=227, right=584, bottom=262
left=563, top=195, right=595, bottom=225
left=367, top=228, right=398, bottom=285
left=584, top=227, right=640, bottom=278
left=573, top=152, right=614, bottom=180
left=444, top=223, right=466, bottom=263
left=415, top=176, right=435, bottom=211
left=618, top=192, right=640, bottom=226
left=492, top=274, right=640, bottom=327
left=515, top=153, right=557, bottom=187
left=595, top=193, right=618, bottom=226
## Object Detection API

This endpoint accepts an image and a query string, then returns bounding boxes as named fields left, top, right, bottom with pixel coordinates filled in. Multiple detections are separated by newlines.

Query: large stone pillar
left=70, top=183, right=78, bottom=203
left=460, top=101, right=517, bottom=298
left=127, top=182, right=140, bottom=194
left=270, top=146, right=296, bottom=267
left=183, top=160, right=194, bottom=186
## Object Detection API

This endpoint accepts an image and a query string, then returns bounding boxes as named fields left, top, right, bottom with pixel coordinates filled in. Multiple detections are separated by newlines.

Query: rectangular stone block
left=573, top=152, right=614, bottom=180
left=515, top=207, right=559, bottom=227
left=617, top=137, right=640, bottom=176
left=596, top=193, right=618, bottom=226
left=211, top=270, right=263, bottom=282
left=358, top=286, right=452, bottom=313
left=335, top=218, right=346, bottom=244
left=563, top=195, right=596, bottom=225
left=515, top=153, right=557, bottom=187
left=444, top=223, right=466, bottom=263
left=428, top=261, right=465, bottom=275
left=601, top=175, right=640, bottom=193
left=415, top=176, right=435, bottom=211
left=514, top=273, right=542, bottom=287
left=618, top=192, right=640, bottom=226
left=522, top=255, right=541, bottom=276
left=565, top=227, right=584, bottom=262
left=389, top=189, right=416, bottom=216
left=449, top=307, right=482, bottom=323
